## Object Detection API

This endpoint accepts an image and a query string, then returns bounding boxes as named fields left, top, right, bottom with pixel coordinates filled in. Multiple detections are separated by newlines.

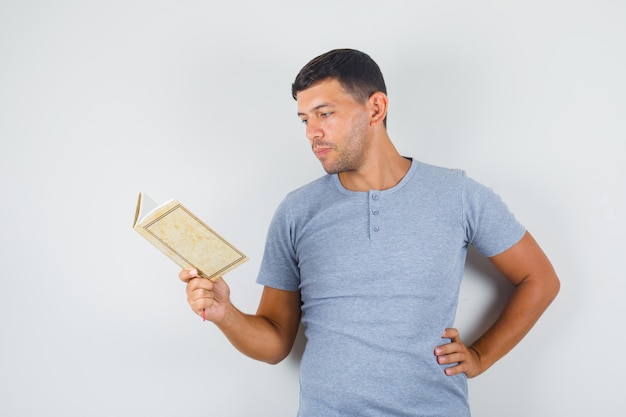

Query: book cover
left=133, top=192, right=248, bottom=280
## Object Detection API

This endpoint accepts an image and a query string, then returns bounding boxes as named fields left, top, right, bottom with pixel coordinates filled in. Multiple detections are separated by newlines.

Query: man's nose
left=306, top=119, right=322, bottom=142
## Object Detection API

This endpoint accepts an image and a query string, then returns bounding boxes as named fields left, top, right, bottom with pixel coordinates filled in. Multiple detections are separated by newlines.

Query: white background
left=1, top=1, right=624, bottom=416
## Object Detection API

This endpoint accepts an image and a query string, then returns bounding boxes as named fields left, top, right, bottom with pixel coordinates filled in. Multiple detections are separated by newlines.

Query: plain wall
left=1, top=1, right=624, bottom=416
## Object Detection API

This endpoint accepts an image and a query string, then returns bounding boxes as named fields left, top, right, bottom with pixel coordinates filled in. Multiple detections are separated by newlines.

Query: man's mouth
left=312, top=140, right=334, bottom=157
left=313, top=147, right=332, bottom=158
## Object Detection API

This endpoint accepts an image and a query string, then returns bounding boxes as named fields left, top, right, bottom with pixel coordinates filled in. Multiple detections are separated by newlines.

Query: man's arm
left=435, top=231, right=560, bottom=377
left=181, top=268, right=302, bottom=364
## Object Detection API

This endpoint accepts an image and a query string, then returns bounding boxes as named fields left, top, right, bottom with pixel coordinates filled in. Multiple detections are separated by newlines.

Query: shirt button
left=372, top=194, right=380, bottom=201
left=373, top=226, right=380, bottom=232
left=372, top=209, right=379, bottom=215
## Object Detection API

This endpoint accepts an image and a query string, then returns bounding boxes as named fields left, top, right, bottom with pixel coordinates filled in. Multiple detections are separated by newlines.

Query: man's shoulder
left=285, top=174, right=335, bottom=201
left=409, top=159, right=468, bottom=189
left=269, top=174, right=337, bottom=226
left=413, top=159, right=465, bottom=177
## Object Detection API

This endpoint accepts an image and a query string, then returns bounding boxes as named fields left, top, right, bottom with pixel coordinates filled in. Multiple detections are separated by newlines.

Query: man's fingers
left=434, top=328, right=461, bottom=356
left=188, top=284, right=215, bottom=303
left=443, top=363, right=464, bottom=376
left=437, top=351, right=465, bottom=364
left=190, top=297, right=211, bottom=311
left=185, top=277, right=214, bottom=296
left=179, top=268, right=198, bottom=283
left=442, top=327, right=460, bottom=342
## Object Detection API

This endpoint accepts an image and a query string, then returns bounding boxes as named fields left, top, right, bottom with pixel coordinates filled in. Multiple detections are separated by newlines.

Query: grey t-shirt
left=257, top=159, right=525, bottom=417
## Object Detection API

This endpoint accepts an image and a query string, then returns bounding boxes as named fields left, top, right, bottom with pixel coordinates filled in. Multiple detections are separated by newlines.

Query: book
left=132, top=192, right=248, bottom=281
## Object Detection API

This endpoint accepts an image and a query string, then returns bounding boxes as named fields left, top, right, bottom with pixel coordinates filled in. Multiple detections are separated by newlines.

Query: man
left=180, top=49, right=560, bottom=416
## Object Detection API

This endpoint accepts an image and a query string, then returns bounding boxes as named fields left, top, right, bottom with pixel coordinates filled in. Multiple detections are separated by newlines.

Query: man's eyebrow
left=297, top=103, right=335, bottom=117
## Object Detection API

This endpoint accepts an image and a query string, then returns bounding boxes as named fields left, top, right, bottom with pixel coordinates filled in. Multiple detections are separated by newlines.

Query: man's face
left=296, top=79, right=371, bottom=174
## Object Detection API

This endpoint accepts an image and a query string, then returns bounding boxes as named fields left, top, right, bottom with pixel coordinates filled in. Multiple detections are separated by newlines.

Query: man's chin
left=320, top=161, right=354, bottom=175
left=321, top=166, right=338, bottom=175
left=320, top=163, right=339, bottom=175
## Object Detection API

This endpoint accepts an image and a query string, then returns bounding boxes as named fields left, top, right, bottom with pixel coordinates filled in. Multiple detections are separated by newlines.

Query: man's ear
left=368, top=92, right=388, bottom=126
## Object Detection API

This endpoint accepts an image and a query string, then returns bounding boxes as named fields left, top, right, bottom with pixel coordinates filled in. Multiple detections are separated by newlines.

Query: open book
left=133, top=192, right=248, bottom=280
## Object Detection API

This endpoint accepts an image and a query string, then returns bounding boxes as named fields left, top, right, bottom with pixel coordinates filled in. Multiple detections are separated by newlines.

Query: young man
left=180, top=49, right=560, bottom=416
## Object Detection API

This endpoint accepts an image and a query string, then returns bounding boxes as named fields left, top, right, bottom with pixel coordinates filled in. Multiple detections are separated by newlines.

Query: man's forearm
left=215, top=303, right=296, bottom=365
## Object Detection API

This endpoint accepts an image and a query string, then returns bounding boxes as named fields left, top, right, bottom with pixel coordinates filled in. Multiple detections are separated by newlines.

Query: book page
left=136, top=193, right=160, bottom=224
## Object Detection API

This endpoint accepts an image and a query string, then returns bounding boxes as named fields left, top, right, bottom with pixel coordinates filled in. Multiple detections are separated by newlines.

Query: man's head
left=292, top=49, right=387, bottom=126
left=294, top=50, right=391, bottom=176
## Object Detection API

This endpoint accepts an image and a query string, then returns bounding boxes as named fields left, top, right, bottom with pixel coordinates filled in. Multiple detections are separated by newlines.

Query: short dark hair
left=291, top=49, right=387, bottom=103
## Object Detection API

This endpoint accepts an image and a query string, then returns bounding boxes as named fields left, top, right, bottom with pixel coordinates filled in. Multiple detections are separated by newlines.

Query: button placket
left=369, top=191, right=381, bottom=237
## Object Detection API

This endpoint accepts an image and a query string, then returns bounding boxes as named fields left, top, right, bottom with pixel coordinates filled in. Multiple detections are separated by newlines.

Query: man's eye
left=320, top=112, right=331, bottom=118
left=300, top=119, right=308, bottom=125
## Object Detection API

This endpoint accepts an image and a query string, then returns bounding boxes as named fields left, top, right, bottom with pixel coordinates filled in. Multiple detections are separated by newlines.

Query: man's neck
left=338, top=148, right=412, bottom=192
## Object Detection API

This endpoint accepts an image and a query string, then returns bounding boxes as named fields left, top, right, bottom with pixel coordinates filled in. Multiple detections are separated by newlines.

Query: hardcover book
left=133, top=192, right=248, bottom=280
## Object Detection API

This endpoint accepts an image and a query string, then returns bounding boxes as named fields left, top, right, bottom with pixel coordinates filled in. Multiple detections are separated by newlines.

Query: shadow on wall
left=460, top=245, right=516, bottom=345
left=288, top=324, right=306, bottom=365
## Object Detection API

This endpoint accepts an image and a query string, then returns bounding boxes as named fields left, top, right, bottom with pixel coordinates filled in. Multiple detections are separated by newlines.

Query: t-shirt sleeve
left=256, top=198, right=301, bottom=291
left=462, top=174, right=526, bottom=257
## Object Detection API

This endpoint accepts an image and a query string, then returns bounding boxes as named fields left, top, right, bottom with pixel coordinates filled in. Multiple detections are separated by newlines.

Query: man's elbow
left=256, top=336, right=295, bottom=365
left=534, top=269, right=560, bottom=309
left=547, top=272, right=560, bottom=304
left=262, top=349, right=292, bottom=365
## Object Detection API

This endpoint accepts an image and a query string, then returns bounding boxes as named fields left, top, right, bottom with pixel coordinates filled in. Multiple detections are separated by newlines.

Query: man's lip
left=314, top=147, right=331, bottom=157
